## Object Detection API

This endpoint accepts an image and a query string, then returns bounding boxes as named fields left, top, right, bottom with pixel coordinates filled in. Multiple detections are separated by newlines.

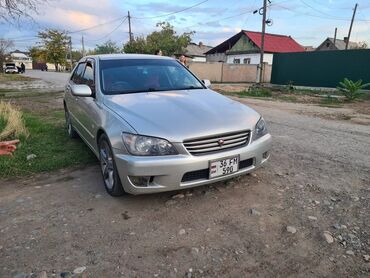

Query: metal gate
left=271, top=49, right=370, bottom=88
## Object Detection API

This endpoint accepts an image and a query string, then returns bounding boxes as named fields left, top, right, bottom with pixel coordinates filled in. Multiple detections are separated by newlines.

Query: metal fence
left=271, top=49, right=370, bottom=88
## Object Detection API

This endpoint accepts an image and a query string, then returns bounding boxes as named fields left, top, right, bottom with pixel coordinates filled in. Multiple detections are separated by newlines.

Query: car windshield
left=99, top=58, right=205, bottom=95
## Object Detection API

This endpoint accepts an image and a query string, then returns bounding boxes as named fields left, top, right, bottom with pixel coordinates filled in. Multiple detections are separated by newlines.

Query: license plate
left=209, top=155, right=240, bottom=179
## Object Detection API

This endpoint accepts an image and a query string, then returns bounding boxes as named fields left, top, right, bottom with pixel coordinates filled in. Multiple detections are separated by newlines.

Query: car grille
left=181, top=158, right=254, bottom=183
left=183, top=130, right=250, bottom=156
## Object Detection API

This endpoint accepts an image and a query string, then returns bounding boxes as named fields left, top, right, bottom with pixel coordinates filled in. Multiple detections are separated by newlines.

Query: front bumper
left=114, top=134, right=272, bottom=194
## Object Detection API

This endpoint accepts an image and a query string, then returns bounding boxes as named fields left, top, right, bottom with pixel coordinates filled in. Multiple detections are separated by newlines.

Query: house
left=316, top=37, right=360, bottom=51
left=8, top=50, right=33, bottom=69
left=303, top=46, right=316, bottom=52
left=205, top=30, right=304, bottom=64
left=176, top=42, right=213, bottom=62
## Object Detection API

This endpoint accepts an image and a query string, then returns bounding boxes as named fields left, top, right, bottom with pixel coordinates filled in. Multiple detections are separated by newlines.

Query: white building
left=9, top=50, right=33, bottom=69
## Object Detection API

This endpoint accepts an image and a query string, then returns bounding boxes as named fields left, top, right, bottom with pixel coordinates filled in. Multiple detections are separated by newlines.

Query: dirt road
left=1, top=81, right=370, bottom=277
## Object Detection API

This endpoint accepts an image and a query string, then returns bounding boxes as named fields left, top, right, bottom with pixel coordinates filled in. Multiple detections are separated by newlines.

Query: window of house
left=233, top=58, right=240, bottom=64
left=326, top=42, right=330, bottom=47
left=243, top=58, right=251, bottom=64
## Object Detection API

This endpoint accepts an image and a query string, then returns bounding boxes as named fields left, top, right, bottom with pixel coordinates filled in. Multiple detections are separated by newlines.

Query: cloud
left=2, top=0, right=369, bottom=50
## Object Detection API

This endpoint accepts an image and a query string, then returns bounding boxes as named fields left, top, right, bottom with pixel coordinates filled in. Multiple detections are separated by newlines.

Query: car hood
left=104, top=89, right=260, bottom=142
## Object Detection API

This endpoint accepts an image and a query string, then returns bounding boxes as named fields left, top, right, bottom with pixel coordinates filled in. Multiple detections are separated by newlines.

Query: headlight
left=122, top=133, right=178, bottom=156
left=253, top=117, right=268, bottom=141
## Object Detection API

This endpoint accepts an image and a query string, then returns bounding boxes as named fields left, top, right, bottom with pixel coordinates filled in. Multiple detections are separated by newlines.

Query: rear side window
left=71, top=63, right=85, bottom=84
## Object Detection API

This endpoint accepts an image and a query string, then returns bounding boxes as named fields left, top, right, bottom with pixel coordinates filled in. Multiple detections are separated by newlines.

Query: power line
left=132, top=0, right=209, bottom=19
left=273, top=3, right=370, bottom=22
left=67, top=16, right=127, bottom=34
left=84, top=17, right=128, bottom=43
left=300, top=0, right=345, bottom=19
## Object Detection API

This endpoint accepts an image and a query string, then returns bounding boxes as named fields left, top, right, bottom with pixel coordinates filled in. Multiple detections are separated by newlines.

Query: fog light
left=129, top=176, right=153, bottom=187
left=263, top=151, right=269, bottom=159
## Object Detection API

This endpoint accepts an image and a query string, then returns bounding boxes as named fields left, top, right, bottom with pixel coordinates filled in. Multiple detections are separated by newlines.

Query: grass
left=0, top=73, right=35, bottom=82
left=0, top=110, right=97, bottom=178
left=277, top=95, right=298, bottom=102
left=319, top=96, right=344, bottom=108
left=223, top=86, right=273, bottom=98
left=0, top=102, right=29, bottom=140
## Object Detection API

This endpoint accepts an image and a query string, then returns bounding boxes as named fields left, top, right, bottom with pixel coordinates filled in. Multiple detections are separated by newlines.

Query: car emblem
left=218, top=139, right=225, bottom=146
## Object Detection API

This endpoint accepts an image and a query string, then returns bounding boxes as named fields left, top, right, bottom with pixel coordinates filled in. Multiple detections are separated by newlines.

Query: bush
left=337, top=78, right=370, bottom=101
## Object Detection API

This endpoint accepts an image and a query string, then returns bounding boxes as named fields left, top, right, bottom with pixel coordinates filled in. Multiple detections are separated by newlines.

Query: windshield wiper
left=175, top=86, right=204, bottom=90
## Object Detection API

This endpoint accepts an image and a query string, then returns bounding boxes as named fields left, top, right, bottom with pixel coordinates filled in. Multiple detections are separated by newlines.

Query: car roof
left=82, top=53, right=174, bottom=61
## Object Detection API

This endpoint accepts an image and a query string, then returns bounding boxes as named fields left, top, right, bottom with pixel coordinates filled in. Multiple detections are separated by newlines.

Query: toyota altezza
left=64, top=54, right=271, bottom=196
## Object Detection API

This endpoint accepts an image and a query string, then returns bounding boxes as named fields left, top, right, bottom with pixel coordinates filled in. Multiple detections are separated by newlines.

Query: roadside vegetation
left=337, top=78, right=370, bottom=101
left=219, top=78, right=370, bottom=108
left=0, top=96, right=96, bottom=179
left=0, top=73, right=35, bottom=82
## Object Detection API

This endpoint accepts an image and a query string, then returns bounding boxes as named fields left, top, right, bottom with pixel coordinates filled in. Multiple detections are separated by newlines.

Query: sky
left=1, top=0, right=369, bottom=51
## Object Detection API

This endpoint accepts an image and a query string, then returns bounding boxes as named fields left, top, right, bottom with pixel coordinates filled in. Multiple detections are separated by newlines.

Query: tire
left=98, top=134, right=125, bottom=197
left=64, top=106, right=79, bottom=138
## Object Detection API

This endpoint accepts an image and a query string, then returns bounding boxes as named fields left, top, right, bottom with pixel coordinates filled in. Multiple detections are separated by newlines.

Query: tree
left=38, top=29, right=69, bottom=71
left=0, top=0, right=46, bottom=23
left=123, top=37, right=150, bottom=54
left=123, top=22, right=194, bottom=56
left=28, top=46, right=47, bottom=63
left=0, top=39, right=14, bottom=73
left=92, top=40, right=121, bottom=55
left=71, top=50, right=83, bottom=62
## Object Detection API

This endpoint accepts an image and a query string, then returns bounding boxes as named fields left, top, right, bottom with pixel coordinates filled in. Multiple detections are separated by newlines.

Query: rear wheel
left=99, top=134, right=125, bottom=197
left=64, top=106, right=78, bottom=138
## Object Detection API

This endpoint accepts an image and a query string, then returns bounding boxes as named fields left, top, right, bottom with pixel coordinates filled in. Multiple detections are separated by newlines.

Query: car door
left=75, top=59, right=100, bottom=149
left=66, top=62, right=86, bottom=133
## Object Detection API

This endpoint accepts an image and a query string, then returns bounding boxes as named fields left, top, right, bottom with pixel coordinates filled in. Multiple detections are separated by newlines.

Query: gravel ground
left=0, top=75, right=369, bottom=277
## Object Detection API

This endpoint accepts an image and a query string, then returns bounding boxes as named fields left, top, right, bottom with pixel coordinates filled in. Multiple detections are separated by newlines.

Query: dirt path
left=1, top=96, right=370, bottom=277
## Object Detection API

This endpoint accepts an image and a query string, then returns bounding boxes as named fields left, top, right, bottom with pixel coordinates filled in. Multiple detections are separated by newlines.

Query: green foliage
left=337, top=78, right=370, bottom=101
left=71, top=50, right=83, bottom=61
left=37, top=29, right=69, bottom=71
left=28, top=46, right=47, bottom=63
left=0, top=112, right=96, bottom=178
left=245, top=85, right=272, bottom=97
left=123, top=36, right=150, bottom=54
left=319, top=95, right=343, bottom=108
left=90, top=40, right=121, bottom=55
left=124, top=22, right=194, bottom=56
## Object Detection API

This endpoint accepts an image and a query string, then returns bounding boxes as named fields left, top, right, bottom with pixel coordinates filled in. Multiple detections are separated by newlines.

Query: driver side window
left=71, top=63, right=85, bottom=84
left=81, top=62, right=94, bottom=88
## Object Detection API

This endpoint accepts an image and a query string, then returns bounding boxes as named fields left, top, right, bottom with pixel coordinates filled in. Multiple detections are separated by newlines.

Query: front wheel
left=99, top=134, right=125, bottom=197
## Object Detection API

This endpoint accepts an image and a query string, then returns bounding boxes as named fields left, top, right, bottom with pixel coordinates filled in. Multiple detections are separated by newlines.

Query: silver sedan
left=63, top=54, right=271, bottom=196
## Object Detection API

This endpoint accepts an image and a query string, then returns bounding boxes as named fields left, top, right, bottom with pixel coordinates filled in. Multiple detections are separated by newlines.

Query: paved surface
left=24, top=70, right=70, bottom=89
left=1, top=95, right=369, bottom=277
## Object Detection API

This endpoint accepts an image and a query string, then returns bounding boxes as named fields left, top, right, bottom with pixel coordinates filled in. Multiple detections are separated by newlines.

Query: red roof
left=244, top=31, right=305, bottom=53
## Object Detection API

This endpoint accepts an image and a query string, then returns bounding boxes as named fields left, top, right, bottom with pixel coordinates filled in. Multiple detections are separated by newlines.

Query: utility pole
left=69, top=36, right=73, bottom=71
left=81, top=35, right=85, bottom=56
left=346, top=3, right=358, bottom=50
left=258, top=0, right=268, bottom=83
left=128, top=11, right=133, bottom=42
left=333, top=27, right=337, bottom=45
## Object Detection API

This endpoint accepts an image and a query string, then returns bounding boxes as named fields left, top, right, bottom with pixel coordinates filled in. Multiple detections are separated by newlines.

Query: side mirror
left=202, top=79, right=211, bottom=88
left=71, top=84, right=92, bottom=97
